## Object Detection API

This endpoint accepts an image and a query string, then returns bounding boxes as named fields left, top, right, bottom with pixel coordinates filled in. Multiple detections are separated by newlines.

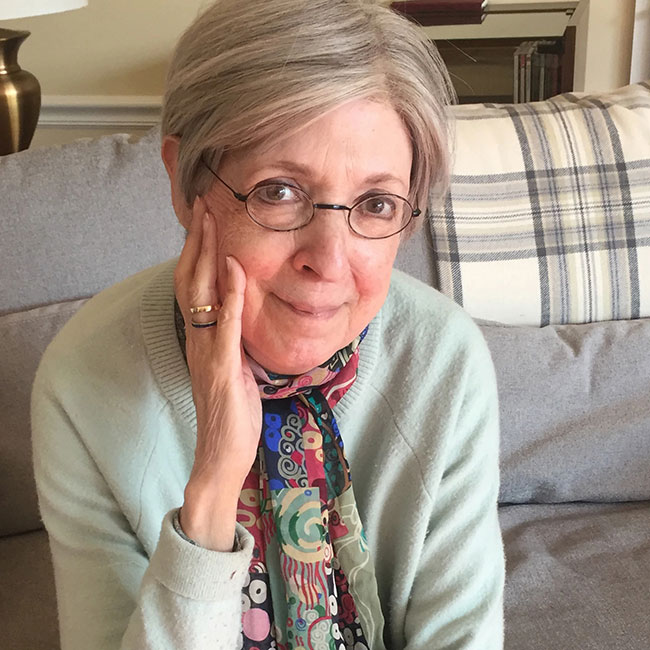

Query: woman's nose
left=291, top=207, right=351, bottom=281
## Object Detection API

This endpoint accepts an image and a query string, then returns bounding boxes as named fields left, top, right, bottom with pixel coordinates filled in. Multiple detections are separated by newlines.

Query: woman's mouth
left=273, top=294, right=342, bottom=320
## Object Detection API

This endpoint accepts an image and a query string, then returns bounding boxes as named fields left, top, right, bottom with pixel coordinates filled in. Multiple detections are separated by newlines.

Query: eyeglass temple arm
left=200, top=154, right=248, bottom=202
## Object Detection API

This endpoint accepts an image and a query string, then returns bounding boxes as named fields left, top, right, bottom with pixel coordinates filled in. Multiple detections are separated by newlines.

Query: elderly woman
left=31, top=0, right=504, bottom=648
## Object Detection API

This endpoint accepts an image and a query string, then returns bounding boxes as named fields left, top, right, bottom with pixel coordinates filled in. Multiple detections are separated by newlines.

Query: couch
left=2, top=82, right=649, bottom=649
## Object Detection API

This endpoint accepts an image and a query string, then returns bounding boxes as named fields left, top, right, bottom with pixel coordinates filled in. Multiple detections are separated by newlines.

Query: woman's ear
left=161, top=134, right=193, bottom=230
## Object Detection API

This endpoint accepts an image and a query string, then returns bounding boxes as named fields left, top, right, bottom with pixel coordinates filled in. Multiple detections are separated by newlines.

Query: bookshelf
left=414, top=0, right=634, bottom=104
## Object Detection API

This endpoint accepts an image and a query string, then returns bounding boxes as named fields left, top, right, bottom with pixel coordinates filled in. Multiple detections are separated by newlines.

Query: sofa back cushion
left=0, top=126, right=183, bottom=536
left=0, top=126, right=183, bottom=316
left=433, top=82, right=650, bottom=326
left=481, top=317, right=650, bottom=503
left=0, top=300, right=87, bottom=535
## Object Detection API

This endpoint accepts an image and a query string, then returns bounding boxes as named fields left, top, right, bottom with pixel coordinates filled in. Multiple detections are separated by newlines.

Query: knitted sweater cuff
left=148, top=508, right=254, bottom=600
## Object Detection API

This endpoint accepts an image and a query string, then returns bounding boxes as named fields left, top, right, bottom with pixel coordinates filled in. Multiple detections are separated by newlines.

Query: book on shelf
left=513, top=47, right=519, bottom=103
left=513, top=42, right=529, bottom=104
left=525, top=42, right=534, bottom=102
left=536, top=51, right=546, bottom=104
left=513, top=39, right=564, bottom=103
left=537, top=40, right=562, bottom=100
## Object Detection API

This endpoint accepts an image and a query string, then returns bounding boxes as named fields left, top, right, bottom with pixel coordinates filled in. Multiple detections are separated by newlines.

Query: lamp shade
left=0, top=0, right=87, bottom=21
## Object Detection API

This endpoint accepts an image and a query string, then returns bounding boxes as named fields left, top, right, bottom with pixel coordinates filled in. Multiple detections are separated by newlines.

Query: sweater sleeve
left=403, top=322, right=505, bottom=649
left=31, top=362, right=254, bottom=650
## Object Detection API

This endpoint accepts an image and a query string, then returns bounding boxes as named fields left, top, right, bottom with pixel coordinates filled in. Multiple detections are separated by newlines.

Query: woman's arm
left=31, top=363, right=253, bottom=650
left=403, top=325, right=505, bottom=649
left=31, top=198, right=265, bottom=649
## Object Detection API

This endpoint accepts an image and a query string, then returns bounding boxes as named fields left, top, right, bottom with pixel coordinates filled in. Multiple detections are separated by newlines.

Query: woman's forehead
left=221, top=99, right=412, bottom=187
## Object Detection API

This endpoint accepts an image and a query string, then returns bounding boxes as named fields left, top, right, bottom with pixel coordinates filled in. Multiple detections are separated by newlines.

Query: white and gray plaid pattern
left=430, top=81, right=650, bottom=326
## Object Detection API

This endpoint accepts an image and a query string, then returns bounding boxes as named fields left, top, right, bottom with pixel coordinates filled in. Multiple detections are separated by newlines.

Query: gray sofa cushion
left=0, top=299, right=88, bottom=536
left=0, top=126, right=185, bottom=537
left=0, top=126, right=183, bottom=316
left=480, top=317, right=650, bottom=504
left=500, top=501, right=650, bottom=650
left=0, top=529, right=59, bottom=650
left=393, top=222, right=438, bottom=288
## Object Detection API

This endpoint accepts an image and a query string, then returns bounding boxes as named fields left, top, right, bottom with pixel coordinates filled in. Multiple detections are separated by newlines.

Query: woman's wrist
left=180, top=480, right=241, bottom=552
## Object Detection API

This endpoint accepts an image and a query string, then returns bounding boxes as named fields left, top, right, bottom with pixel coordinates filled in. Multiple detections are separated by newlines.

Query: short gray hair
left=161, top=0, right=456, bottom=221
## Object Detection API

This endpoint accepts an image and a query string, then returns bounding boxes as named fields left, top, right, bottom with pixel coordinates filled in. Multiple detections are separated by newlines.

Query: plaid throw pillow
left=430, top=81, right=650, bottom=326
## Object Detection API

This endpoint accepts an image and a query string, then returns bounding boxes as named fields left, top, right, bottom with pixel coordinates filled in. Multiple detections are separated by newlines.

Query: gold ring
left=190, top=304, right=221, bottom=314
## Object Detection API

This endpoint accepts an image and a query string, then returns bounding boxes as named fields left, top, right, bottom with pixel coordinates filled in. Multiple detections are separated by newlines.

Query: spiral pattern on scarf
left=236, top=327, right=384, bottom=650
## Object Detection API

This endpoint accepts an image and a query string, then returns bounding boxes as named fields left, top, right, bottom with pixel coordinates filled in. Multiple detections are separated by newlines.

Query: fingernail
left=225, top=255, right=233, bottom=271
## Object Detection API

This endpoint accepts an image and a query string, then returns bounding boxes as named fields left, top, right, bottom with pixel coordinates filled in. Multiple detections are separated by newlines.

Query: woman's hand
left=174, top=197, right=263, bottom=551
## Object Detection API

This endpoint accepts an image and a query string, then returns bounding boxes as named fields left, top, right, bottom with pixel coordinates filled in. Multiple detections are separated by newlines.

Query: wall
left=2, top=0, right=210, bottom=147
left=1, top=0, right=643, bottom=149
left=570, top=0, right=636, bottom=92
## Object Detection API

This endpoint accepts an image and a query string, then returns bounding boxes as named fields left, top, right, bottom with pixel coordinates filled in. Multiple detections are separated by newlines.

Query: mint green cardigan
left=31, top=258, right=504, bottom=649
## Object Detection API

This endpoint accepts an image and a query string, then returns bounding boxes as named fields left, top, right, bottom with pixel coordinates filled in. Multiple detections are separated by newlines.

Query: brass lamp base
left=0, top=28, right=41, bottom=156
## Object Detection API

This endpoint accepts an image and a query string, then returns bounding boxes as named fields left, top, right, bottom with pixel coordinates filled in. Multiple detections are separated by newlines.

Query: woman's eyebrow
left=258, top=160, right=406, bottom=188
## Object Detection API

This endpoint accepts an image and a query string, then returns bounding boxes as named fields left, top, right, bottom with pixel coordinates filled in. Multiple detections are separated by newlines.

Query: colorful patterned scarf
left=173, top=303, right=384, bottom=648
left=239, top=328, right=384, bottom=649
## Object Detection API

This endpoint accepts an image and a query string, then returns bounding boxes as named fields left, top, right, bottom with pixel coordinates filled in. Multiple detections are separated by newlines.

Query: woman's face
left=202, top=99, right=412, bottom=374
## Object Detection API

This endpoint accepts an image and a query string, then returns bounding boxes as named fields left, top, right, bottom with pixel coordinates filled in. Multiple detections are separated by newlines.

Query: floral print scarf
left=174, top=302, right=384, bottom=649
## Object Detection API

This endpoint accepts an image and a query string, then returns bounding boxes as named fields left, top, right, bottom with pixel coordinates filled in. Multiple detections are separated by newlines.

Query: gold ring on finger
left=190, top=304, right=221, bottom=314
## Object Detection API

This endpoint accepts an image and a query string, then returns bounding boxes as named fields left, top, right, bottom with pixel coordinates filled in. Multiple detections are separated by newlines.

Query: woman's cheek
left=216, top=229, right=280, bottom=304
left=239, top=255, right=284, bottom=329
left=353, top=243, right=398, bottom=301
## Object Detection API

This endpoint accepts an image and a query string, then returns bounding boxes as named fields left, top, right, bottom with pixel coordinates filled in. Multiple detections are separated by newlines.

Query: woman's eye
left=360, top=196, right=396, bottom=218
left=256, top=184, right=298, bottom=203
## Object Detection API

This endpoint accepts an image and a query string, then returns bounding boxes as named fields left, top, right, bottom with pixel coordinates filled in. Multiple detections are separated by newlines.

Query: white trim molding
left=631, top=0, right=650, bottom=84
left=485, top=1, right=578, bottom=13
left=39, top=95, right=162, bottom=128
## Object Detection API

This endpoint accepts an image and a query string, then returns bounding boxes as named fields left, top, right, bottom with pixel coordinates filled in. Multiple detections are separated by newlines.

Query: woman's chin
left=244, top=337, right=340, bottom=376
left=242, top=306, right=356, bottom=375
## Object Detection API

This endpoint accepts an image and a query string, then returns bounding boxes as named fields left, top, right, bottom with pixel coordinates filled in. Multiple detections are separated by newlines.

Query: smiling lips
left=274, top=294, right=342, bottom=319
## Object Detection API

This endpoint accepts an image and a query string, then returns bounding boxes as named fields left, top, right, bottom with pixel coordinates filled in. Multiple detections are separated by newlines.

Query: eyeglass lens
left=246, top=183, right=412, bottom=238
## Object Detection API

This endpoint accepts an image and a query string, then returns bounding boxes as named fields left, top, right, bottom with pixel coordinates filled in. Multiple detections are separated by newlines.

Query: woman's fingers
left=174, top=203, right=261, bottom=508
left=214, top=255, right=247, bottom=366
left=174, top=196, right=209, bottom=321
left=188, top=211, right=220, bottom=325
left=174, top=199, right=248, bottom=370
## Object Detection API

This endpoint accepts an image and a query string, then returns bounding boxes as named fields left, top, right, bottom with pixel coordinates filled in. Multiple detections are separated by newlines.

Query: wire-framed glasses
left=201, top=154, right=421, bottom=239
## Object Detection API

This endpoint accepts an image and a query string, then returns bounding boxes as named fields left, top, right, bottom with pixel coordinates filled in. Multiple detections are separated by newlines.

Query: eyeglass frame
left=200, top=153, right=421, bottom=240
